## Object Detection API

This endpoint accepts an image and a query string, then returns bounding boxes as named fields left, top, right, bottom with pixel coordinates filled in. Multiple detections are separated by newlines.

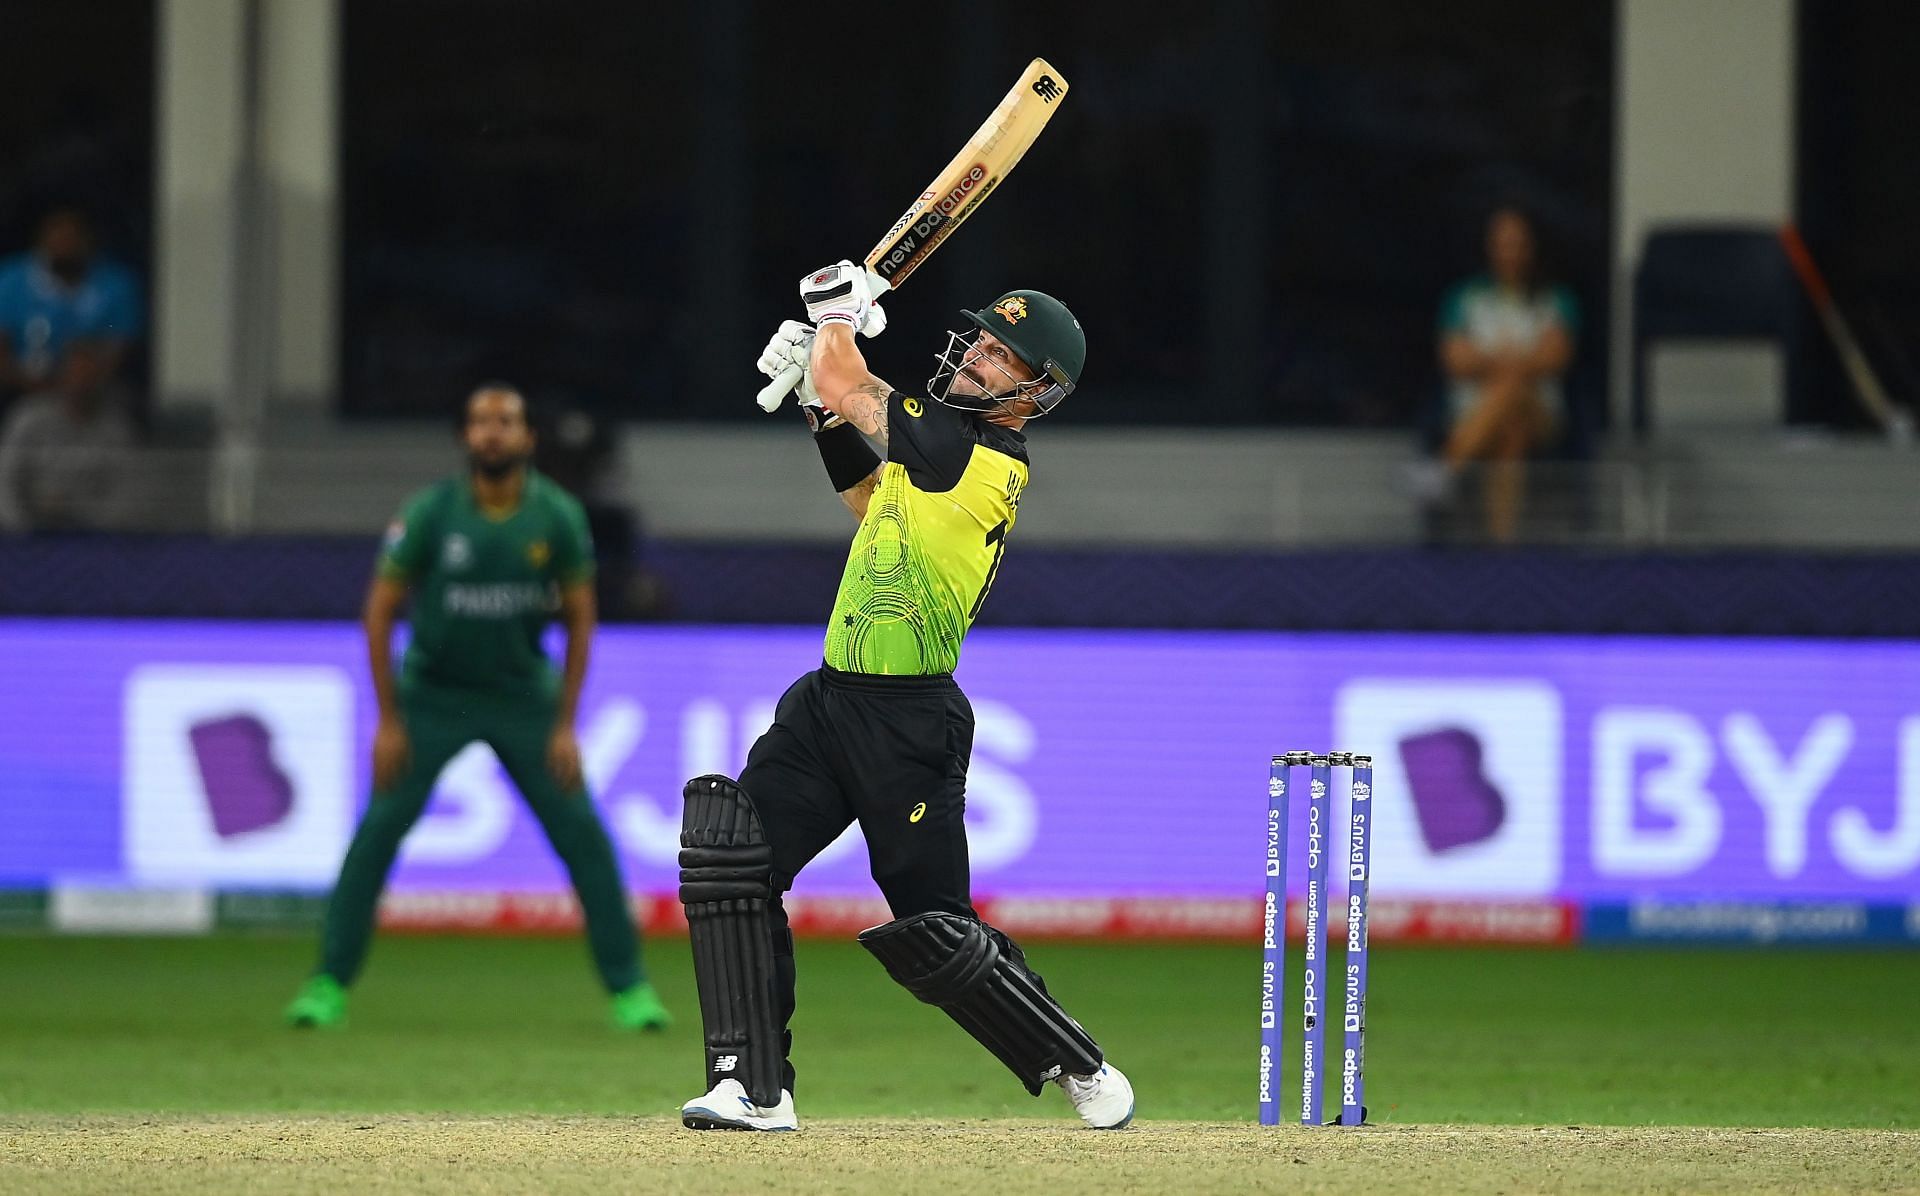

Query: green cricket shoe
left=284, top=974, right=347, bottom=1028
left=609, top=982, right=672, bottom=1032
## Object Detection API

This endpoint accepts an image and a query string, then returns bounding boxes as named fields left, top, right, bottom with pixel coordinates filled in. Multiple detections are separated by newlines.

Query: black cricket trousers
left=737, top=664, right=978, bottom=1091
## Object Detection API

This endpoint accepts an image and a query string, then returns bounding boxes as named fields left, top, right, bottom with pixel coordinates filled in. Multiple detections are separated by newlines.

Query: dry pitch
left=6, top=1116, right=1919, bottom=1195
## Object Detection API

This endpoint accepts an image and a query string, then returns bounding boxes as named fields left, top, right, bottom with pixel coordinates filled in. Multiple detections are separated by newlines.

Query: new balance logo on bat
left=1032, top=75, right=1062, bottom=102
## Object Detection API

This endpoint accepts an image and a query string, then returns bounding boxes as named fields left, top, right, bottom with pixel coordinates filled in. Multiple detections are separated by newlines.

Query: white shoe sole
left=681, top=1105, right=796, bottom=1132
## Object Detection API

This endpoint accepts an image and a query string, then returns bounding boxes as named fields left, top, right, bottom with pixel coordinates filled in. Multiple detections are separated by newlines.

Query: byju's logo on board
left=123, top=665, right=353, bottom=884
left=1334, top=679, right=1564, bottom=895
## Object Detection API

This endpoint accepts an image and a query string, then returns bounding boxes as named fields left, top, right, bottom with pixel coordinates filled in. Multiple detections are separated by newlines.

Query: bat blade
left=758, top=58, right=1069, bottom=412
left=863, top=57, right=1069, bottom=291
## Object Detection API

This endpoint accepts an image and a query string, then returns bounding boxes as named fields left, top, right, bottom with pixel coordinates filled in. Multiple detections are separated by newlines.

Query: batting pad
left=859, top=911, right=1103, bottom=1096
left=679, top=774, right=783, bottom=1107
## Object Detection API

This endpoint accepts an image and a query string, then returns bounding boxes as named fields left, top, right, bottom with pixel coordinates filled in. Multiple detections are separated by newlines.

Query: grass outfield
left=3, top=935, right=1919, bottom=1192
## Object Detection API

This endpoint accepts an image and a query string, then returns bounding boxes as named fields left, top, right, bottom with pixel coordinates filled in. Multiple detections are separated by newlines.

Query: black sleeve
left=813, top=420, right=883, bottom=492
left=886, top=391, right=974, bottom=493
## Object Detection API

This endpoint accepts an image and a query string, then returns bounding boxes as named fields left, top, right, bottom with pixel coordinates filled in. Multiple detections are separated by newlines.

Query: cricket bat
left=757, top=57, right=1070, bottom=411
left=1779, top=224, right=1913, bottom=439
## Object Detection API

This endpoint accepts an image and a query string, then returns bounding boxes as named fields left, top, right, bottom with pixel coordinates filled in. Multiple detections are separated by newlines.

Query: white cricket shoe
left=680, top=1078, right=799, bottom=1132
left=1056, top=1062, right=1135, bottom=1129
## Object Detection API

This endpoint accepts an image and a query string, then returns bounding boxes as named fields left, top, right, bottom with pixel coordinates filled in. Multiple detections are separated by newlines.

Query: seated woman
left=1436, top=206, right=1579, bottom=543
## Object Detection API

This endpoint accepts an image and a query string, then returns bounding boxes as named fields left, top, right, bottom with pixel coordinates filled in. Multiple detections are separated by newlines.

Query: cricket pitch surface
left=7, top=1116, right=1918, bottom=1195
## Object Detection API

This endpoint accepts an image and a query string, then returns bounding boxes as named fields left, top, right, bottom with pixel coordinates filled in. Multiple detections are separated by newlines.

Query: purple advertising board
left=2, top=619, right=1918, bottom=903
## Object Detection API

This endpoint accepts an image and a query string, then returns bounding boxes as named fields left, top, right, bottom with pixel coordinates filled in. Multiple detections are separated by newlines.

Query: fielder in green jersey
left=285, top=385, right=669, bottom=1032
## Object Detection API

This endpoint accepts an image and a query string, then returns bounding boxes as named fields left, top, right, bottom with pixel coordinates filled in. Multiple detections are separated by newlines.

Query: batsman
left=675, top=263, right=1133, bottom=1131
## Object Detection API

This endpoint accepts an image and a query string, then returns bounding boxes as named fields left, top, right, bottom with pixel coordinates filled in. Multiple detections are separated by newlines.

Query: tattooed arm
left=827, top=387, right=888, bottom=519
left=812, top=322, right=893, bottom=449
left=811, top=321, right=899, bottom=519
left=833, top=381, right=893, bottom=445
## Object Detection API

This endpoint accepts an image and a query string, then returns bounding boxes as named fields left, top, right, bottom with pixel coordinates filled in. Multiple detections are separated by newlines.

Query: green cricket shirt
left=377, top=471, right=595, bottom=692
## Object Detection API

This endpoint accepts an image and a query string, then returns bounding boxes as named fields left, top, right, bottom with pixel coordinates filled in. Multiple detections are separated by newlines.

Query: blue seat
left=1631, top=225, right=1803, bottom=434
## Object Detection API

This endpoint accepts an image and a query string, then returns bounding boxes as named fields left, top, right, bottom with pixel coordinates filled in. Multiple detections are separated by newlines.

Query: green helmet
left=960, top=289, right=1085, bottom=414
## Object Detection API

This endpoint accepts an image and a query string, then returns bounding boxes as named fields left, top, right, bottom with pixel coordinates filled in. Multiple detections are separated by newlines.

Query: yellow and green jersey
left=825, top=392, right=1030, bottom=675
left=377, top=470, right=595, bottom=691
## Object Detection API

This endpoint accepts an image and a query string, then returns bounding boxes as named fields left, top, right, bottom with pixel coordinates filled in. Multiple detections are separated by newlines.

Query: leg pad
left=859, top=911, right=1103, bottom=1096
left=680, top=774, right=782, bottom=1106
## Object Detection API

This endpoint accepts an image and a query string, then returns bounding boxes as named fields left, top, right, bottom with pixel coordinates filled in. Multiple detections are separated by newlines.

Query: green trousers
left=316, top=678, right=642, bottom=992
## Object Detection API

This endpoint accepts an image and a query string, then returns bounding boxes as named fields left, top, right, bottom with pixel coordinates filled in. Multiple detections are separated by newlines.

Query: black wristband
left=814, top=419, right=882, bottom=492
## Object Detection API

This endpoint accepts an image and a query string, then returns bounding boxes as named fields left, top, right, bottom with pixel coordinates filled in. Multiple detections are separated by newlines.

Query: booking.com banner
left=3, top=621, right=1919, bottom=926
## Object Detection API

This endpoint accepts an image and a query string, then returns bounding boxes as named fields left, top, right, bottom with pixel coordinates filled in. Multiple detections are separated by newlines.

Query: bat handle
left=756, top=364, right=803, bottom=412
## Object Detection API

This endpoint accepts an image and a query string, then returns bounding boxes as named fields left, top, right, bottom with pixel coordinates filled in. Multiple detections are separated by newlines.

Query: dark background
left=0, top=0, right=152, bottom=365
left=1797, top=0, right=1920, bottom=423
left=339, top=0, right=1616, bottom=426
left=4, top=1, right=1913, bottom=430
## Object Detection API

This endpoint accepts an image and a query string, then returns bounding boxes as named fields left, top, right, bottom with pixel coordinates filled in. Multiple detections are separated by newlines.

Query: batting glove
left=755, top=320, right=814, bottom=379
left=800, top=260, right=875, bottom=331
left=754, top=320, right=837, bottom=428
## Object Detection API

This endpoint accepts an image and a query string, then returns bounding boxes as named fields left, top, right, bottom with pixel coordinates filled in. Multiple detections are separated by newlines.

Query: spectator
left=0, top=205, right=143, bottom=412
left=1435, top=206, right=1578, bottom=542
left=534, top=404, right=669, bottom=619
left=0, top=343, right=134, bottom=531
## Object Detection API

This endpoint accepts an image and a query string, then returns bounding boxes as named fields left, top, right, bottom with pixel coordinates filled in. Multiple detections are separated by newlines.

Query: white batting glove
left=757, top=308, right=884, bottom=381
left=756, top=320, right=813, bottom=379
left=800, top=260, right=874, bottom=331
left=753, top=319, right=837, bottom=427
